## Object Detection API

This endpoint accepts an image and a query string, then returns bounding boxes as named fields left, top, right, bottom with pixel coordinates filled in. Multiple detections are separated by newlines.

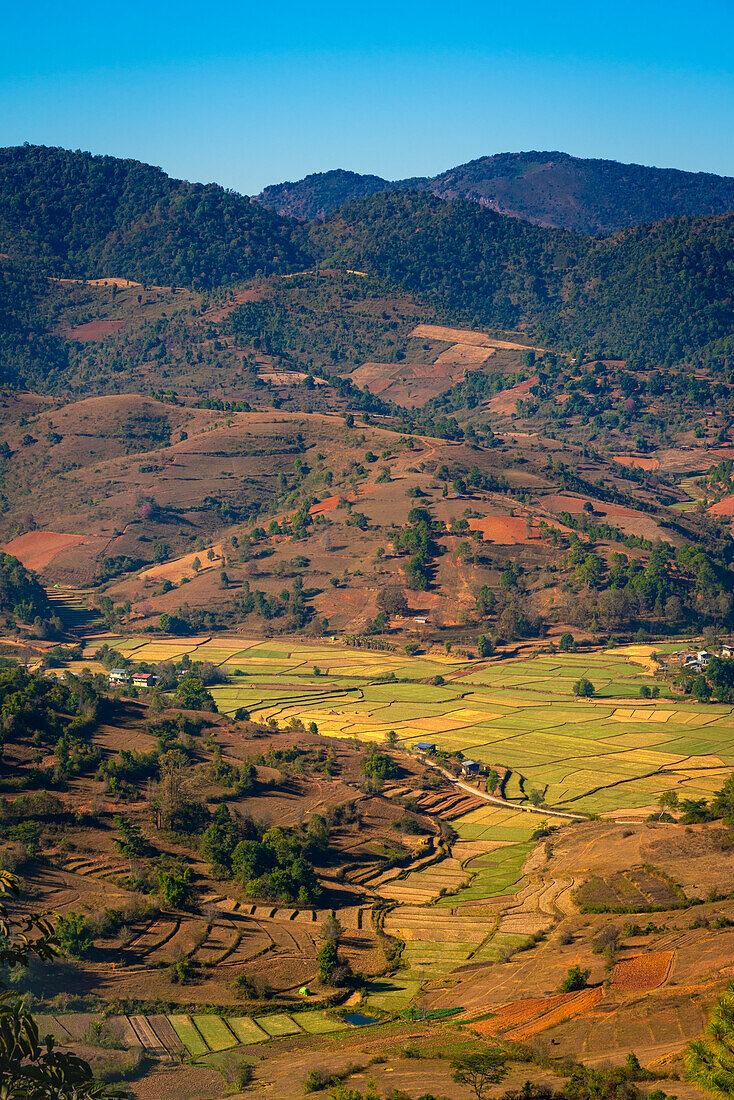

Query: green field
left=102, top=636, right=734, bottom=815
left=227, top=1017, right=269, bottom=1044
left=191, top=1015, right=238, bottom=1051
left=294, top=1011, right=346, bottom=1035
left=256, top=1013, right=303, bottom=1037
left=168, top=1015, right=209, bottom=1056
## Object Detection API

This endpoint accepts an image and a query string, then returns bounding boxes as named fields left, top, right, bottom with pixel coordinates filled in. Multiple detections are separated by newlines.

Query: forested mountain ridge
left=0, top=144, right=308, bottom=288
left=258, top=150, right=734, bottom=233
left=257, top=168, right=409, bottom=221
left=1, top=145, right=733, bottom=377
left=305, top=191, right=581, bottom=329
left=306, top=193, right=734, bottom=363
left=543, top=211, right=734, bottom=364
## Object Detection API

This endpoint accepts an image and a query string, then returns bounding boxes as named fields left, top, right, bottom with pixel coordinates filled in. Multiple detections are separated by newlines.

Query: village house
left=131, top=672, right=157, bottom=689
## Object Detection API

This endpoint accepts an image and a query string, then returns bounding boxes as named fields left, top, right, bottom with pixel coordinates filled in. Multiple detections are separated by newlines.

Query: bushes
left=559, top=965, right=590, bottom=992
left=360, top=747, right=398, bottom=793
left=55, top=912, right=94, bottom=959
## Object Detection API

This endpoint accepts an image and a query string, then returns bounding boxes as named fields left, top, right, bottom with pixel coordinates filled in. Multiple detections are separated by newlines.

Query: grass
left=228, top=1017, right=269, bottom=1044
left=435, top=841, right=534, bottom=904
left=256, top=1013, right=302, bottom=1037
left=106, top=634, right=734, bottom=814
left=168, top=1015, right=209, bottom=1056
left=294, top=1011, right=347, bottom=1034
left=192, top=1015, right=238, bottom=1051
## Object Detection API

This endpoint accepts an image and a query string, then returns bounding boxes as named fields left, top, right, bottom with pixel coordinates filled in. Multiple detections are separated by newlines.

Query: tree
left=477, top=634, right=493, bottom=659
left=175, top=675, right=217, bottom=712
left=693, top=675, right=712, bottom=703
left=55, top=912, right=94, bottom=959
left=157, top=863, right=192, bottom=908
left=114, top=815, right=151, bottom=859
left=376, top=586, right=408, bottom=616
left=686, top=987, right=734, bottom=1098
left=708, top=658, right=734, bottom=704
left=658, top=790, right=679, bottom=818
left=0, top=871, right=111, bottom=1097
left=560, top=965, right=590, bottom=992
left=573, top=678, right=595, bottom=698
left=451, top=1050, right=508, bottom=1099
left=317, top=940, right=339, bottom=983
left=711, top=773, right=734, bottom=829
left=559, top=632, right=574, bottom=652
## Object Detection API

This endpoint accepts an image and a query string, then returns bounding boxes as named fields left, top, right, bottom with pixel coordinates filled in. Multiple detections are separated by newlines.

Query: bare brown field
left=409, top=324, right=543, bottom=351
left=468, top=515, right=541, bottom=544
left=708, top=495, right=734, bottom=516
left=3, top=530, right=93, bottom=570
left=612, top=454, right=661, bottom=471
left=487, top=376, right=538, bottom=416
left=470, top=987, right=605, bottom=1041
left=60, top=319, right=127, bottom=341
left=433, top=343, right=496, bottom=367
left=350, top=360, right=471, bottom=407
left=611, top=951, right=675, bottom=991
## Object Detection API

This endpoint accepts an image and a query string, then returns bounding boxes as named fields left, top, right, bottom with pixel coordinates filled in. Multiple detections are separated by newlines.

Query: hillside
left=0, top=145, right=307, bottom=288
left=5, top=145, right=734, bottom=1100
left=307, top=193, right=734, bottom=363
left=257, top=150, right=734, bottom=233
left=1, top=146, right=733, bottom=373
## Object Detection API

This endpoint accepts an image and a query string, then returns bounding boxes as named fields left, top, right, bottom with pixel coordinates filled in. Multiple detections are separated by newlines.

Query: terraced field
left=89, top=635, right=734, bottom=1029
left=94, top=635, right=734, bottom=815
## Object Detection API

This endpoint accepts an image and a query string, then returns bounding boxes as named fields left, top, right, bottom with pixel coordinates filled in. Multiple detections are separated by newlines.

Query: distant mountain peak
left=256, top=151, right=734, bottom=233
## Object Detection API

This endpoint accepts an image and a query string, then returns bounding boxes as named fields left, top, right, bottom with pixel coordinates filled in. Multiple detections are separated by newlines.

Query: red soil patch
left=3, top=531, right=89, bottom=571
left=610, top=950, right=674, bottom=991
left=199, top=286, right=263, bottom=324
left=612, top=454, right=660, bottom=471
left=309, top=495, right=340, bottom=515
left=541, top=494, right=641, bottom=520
left=708, top=496, right=734, bottom=517
left=488, top=376, right=538, bottom=416
left=60, top=319, right=126, bottom=341
left=468, top=515, right=540, bottom=544
left=469, top=987, right=605, bottom=1041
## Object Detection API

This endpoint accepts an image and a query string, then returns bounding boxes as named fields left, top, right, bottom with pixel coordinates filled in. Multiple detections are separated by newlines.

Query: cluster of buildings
left=412, top=741, right=482, bottom=774
left=108, top=669, right=158, bottom=689
left=679, top=644, right=734, bottom=674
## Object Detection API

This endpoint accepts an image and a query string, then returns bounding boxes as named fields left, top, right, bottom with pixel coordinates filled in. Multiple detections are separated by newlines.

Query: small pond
left=343, top=1013, right=379, bottom=1027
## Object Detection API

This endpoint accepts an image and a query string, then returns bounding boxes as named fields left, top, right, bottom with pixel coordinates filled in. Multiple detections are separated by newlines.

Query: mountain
left=1, top=145, right=733, bottom=377
left=257, top=168, right=410, bottom=221
left=306, top=192, right=734, bottom=363
left=0, top=144, right=308, bottom=288
left=258, top=150, right=734, bottom=234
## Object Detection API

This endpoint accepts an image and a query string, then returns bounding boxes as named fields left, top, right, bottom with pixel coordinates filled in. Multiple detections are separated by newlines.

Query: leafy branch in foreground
left=686, top=986, right=734, bottom=1099
left=0, top=870, right=121, bottom=1099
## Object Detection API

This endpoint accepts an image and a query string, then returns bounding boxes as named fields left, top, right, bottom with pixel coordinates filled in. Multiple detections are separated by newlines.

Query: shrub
left=55, top=912, right=94, bottom=959
left=304, top=1068, right=331, bottom=1092
left=559, top=964, right=590, bottom=992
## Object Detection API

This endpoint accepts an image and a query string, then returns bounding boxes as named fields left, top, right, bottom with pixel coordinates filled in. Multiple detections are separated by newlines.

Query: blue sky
left=2, top=0, right=733, bottom=192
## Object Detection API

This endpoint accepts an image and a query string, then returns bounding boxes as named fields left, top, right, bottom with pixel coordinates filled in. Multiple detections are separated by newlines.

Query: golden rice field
left=97, top=637, right=734, bottom=815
